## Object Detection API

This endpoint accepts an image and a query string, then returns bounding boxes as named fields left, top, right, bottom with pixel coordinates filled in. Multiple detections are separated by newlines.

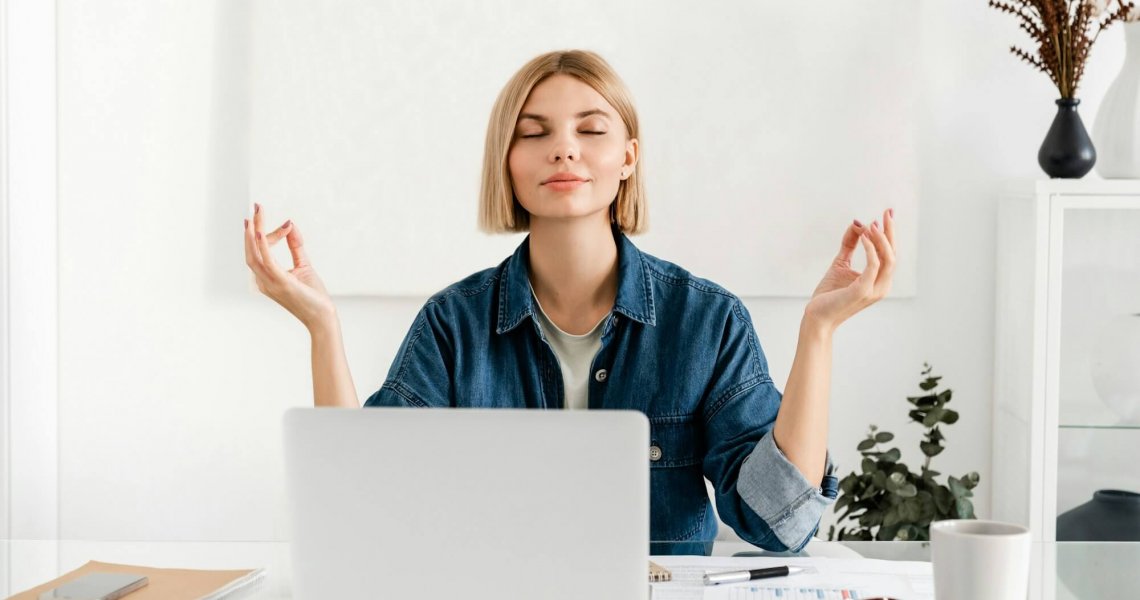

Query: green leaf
left=933, top=486, right=953, bottom=514
left=917, top=493, right=937, bottom=522
left=883, top=448, right=902, bottom=463
left=956, top=498, right=976, bottom=519
left=884, top=474, right=900, bottom=494
left=882, top=505, right=902, bottom=528
left=948, top=476, right=973, bottom=499
left=905, top=498, right=924, bottom=521
left=920, top=441, right=944, bottom=457
left=857, top=439, right=876, bottom=451
left=862, top=458, right=876, bottom=474
left=912, top=395, right=937, bottom=409
left=841, top=528, right=873, bottom=541
left=896, top=484, right=918, bottom=498
left=923, top=408, right=945, bottom=428
left=941, top=409, right=960, bottom=425
left=874, top=431, right=895, bottom=443
left=877, top=524, right=901, bottom=541
left=964, top=472, right=981, bottom=488
left=872, top=471, right=887, bottom=490
left=835, top=495, right=852, bottom=513
left=839, top=474, right=858, bottom=494
left=908, top=409, right=924, bottom=423
left=888, top=472, right=907, bottom=486
left=858, top=510, right=880, bottom=528
left=919, top=378, right=940, bottom=391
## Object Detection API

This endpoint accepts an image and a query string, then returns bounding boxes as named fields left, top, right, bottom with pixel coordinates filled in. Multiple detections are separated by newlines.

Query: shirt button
left=649, top=445, right=662, bottom=462
left=594, top=368, right=608, bottom=382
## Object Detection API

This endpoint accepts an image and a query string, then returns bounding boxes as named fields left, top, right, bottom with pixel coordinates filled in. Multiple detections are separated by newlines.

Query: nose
left=547, top=130, right=579, bottom=163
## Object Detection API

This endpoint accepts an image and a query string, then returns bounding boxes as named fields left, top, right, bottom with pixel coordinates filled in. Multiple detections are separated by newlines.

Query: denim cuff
left=736, top=433, right=836, bottom=550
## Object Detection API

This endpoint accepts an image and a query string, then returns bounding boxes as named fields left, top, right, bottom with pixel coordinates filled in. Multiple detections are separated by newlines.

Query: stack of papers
left=649, top=555, right=933, bottom=599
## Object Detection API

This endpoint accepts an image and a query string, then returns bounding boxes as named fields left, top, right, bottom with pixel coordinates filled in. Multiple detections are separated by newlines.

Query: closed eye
left=517, top=132, right=606, bottom=139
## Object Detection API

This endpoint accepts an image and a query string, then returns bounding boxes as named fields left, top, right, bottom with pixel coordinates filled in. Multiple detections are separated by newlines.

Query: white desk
left=3, top=539, right=1137, bottom=599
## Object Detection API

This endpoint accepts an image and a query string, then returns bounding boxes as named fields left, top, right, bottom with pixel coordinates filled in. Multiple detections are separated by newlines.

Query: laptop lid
left=283, top=407, right=649, bottom=600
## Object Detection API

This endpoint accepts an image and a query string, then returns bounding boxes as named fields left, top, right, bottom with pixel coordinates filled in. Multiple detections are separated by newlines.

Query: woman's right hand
left=243, top=202, right=336, bottom=331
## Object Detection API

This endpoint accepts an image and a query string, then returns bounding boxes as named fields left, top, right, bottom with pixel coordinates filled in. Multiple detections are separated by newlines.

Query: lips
left=542, top=173, right=588, bottom=184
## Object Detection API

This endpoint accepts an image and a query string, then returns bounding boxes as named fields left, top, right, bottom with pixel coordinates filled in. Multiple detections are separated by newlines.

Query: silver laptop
left=282, top=407, right=650, bottom=600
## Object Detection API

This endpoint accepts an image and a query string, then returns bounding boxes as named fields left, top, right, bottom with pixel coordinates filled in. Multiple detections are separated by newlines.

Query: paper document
left=648, top=555, right=933, bottom=600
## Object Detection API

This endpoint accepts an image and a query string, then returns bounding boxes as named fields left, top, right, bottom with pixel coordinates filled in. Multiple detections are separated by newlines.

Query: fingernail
left=871, top=220, right=879, bottom=230
left=889, top=208, right=894, bottom=218
left=244, top=218, right=248, bottom=228
left=283, top=220, right=291, bottom=229
left=853, top=219, right=863, bottom=228
left=256, top=232, right=262, bottom=240
left=254, top=203, right=260, bottom=214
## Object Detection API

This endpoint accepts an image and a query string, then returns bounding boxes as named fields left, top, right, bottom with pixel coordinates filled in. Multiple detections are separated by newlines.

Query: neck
left=526, top=212, right=619, bottom=333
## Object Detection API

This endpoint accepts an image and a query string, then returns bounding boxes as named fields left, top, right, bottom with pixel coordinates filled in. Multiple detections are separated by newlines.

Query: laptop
left=282, top=407, right=650, bottom=600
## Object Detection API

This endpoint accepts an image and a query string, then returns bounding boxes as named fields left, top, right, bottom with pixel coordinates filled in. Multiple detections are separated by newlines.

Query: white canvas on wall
left=248, top=0, right=920, bottom=298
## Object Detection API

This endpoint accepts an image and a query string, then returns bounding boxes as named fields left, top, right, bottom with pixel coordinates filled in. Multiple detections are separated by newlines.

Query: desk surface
left=3, top=539, right=1137, bottom=599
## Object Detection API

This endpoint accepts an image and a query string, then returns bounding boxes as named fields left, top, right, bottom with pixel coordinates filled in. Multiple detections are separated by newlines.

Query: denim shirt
left=364, top=225, right=838, bottom=555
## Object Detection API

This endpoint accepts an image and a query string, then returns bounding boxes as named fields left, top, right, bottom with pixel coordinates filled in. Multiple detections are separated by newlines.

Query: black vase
left=1038, top=98, right=1097, bottom=178
left=1056, top=489, right=1140, bottom=541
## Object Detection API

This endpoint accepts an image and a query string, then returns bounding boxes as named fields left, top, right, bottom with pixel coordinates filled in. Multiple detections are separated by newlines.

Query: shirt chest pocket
left=648, top=418, right=703, bottom=468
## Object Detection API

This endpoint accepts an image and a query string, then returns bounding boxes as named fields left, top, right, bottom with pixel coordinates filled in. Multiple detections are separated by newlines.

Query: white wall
left=28, top=0, right=1130, bottom=543
left=4, top=0, right=60, bottom=543
left=247, top=0, right=922, bottom=299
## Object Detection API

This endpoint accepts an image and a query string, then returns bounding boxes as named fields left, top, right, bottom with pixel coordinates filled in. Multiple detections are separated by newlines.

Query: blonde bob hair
left=478, top=49, right=647, bottom=235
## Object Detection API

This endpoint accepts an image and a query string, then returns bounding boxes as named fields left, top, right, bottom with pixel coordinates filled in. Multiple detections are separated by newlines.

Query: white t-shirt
left=529, top=285, right=608, bottom=410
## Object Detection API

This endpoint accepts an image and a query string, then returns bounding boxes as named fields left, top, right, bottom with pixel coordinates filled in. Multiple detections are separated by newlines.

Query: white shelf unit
left=993, top=179, right=1140, bottom=546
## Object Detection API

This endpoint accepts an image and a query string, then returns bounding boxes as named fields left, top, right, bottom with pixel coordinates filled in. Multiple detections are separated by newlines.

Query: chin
left=520, top=196, right=603, bottom=218
left=527, top=206, right=610, bottom=222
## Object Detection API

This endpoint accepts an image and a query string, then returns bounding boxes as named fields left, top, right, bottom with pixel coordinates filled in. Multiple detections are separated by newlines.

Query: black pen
left=703, top=565, right=806, bottom=586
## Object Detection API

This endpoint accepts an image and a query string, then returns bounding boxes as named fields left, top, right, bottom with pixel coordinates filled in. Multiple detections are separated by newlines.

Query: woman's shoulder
left=416, top=257, right=510, bottom=318
left=636, top=247, right=740, bottom=305
left=635, top=249, right=758, bottom=338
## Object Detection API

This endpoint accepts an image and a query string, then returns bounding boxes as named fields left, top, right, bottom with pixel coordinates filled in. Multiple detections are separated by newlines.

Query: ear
left=623, top=137, right=639, bottom=179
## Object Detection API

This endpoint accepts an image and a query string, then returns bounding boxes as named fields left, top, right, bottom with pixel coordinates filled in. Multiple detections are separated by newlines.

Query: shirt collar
left=496, top=224, right=657, bottom=335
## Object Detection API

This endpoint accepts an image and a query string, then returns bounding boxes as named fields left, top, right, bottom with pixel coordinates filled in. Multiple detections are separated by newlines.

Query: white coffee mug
left=930, top=519, right=1031, bottom=600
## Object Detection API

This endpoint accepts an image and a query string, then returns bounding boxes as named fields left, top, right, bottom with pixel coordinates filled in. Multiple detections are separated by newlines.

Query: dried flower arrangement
left=989, top=0, right=1137, bottom=98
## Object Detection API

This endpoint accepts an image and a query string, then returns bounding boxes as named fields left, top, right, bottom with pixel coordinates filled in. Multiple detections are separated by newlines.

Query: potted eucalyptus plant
left=827, top=363, right=980, bottom=542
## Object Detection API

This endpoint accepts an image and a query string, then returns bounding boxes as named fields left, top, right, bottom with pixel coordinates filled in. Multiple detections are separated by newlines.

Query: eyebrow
left=517, top=109, right=612, bottom=123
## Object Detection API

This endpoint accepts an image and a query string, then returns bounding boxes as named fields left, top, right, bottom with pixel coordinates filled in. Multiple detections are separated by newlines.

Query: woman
left=243, top=50, right=896, bottom=555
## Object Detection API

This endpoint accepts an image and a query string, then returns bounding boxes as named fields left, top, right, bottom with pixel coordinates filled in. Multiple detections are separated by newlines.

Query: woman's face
left=508, top=74, right=638, bottom=224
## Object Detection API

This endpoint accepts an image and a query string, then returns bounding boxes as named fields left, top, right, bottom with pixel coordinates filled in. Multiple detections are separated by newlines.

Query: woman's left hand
left=803, top=207, right=896, bottom=333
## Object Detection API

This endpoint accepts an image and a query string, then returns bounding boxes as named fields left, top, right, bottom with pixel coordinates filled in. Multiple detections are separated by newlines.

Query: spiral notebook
left=649, top=560, right=672, bottom=582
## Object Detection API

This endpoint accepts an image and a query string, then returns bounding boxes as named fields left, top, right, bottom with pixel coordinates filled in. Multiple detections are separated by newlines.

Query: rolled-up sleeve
left=736, top=425, right=836, bottom=551
left=701, top=299, right=836, bottom=553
